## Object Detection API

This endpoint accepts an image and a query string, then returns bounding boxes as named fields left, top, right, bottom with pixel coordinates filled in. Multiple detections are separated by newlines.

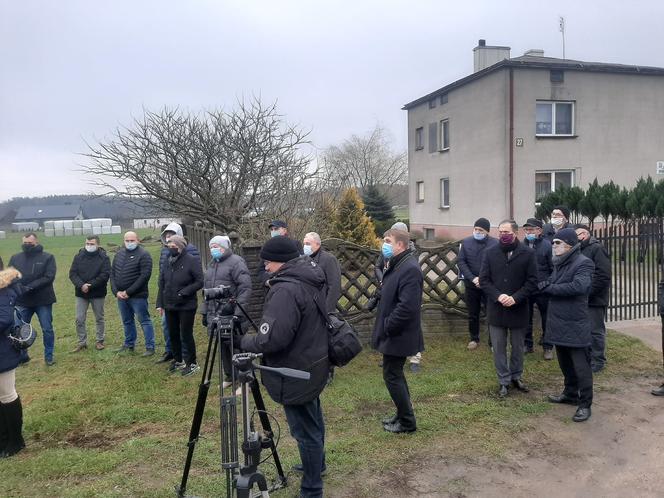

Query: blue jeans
left=162, top=313, right=172, bottom=354
left=283, top=398, right=325, bottom=498
left=117, top=298, right=155, bottom=350
left=17, top=305, right=55, bottom=361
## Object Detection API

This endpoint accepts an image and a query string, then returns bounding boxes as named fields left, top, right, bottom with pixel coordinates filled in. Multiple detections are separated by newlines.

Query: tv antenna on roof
left=559, top=16, right=566, bottom=59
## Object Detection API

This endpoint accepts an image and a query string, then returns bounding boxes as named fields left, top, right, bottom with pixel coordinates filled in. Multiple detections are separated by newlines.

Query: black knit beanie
left=260, top=236, right=301, bottom=262
left=474, top=218, right=491, bottom=232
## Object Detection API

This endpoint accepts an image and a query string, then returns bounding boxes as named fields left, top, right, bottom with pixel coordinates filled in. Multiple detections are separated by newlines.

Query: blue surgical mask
left=303, top=245, right=313, bottom=256
left=525, top=233, right=537, bottom=242
left=125, top=242, right=138, bottom=251
left=210, top=248, right=223, bottom=260
left=473, top=232, right=486, bottom=241
left=381, top=242, right=393, bottom=259
left=270, top=230, right=280, bottom=238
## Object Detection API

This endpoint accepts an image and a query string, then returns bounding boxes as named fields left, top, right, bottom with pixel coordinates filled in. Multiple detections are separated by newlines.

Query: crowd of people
left=0, top=212, right=662, bottom=498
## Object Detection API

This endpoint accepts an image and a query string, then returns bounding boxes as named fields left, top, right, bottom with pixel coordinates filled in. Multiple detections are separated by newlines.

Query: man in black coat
left=457, top=218, right=498, bottom=350
left=523, top=218, right=554, bottom=359
left=68, top=235, right=111, bottom=352
left=479, top=220, right=537, bottom=397
left=575, top=224, right=612, bottom=373
left=110, top=231, right=155, bottom=355
left=240, top=236, right=329, bottom=498
left=541, top=228, right=595, bottom=422
left=302, top=232, right=341, bottom=313
left=9, top=233, right=57, bottom=365
left=371, top=228, right=424, bottom=433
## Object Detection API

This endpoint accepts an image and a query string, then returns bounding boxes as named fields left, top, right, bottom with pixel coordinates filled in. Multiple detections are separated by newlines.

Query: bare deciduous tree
left=82, top=98, right=315, bottom=234
left=322, top=125, right=407, bottom=193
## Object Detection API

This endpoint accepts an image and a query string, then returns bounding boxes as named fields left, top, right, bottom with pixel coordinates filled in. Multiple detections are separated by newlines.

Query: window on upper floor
left=440, top=177, right=450, bottom=208
left=535, top=170, right=574, bottom=202
left=536, top=101, right=574, bottom=136
left=428, top=98, right=437, bottom=109
left=428, top=122, right=438, bottom=153
left=439, top=93, right=448, bottom=105
left=550, top=70, right=564, bottom=83
left=416, top=181, right=425, bottom=202
left=439, top=119, right=450, bottom=151
left=415, top=127, right=424, bottom=150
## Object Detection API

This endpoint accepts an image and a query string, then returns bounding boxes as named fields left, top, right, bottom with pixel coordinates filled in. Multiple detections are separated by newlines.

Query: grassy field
left=0, top=231, right=661, bottom=497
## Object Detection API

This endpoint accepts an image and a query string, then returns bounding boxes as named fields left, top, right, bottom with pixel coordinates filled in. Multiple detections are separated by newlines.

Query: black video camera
left=203, top=285, right=238, bottom=339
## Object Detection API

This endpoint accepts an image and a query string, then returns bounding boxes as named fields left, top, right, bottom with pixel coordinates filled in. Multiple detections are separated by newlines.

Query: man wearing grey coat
left=303, top=232, right=341, bottom=313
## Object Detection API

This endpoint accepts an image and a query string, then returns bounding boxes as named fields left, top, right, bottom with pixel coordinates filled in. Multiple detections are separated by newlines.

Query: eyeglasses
left=552, top=240, right=564, bottom=245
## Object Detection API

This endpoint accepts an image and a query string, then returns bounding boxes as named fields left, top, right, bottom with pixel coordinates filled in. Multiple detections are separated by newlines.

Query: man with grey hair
left=303, top=232, right=341, bottom=313
left=479, top=220, right=537, bottom=397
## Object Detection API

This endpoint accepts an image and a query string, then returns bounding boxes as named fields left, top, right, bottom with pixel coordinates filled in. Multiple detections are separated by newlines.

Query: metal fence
left=593, top=221, right=663, bottom=321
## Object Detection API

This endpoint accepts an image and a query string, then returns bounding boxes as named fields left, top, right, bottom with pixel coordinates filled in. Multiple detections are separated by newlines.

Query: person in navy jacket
left=372, top=228, right=424, bottom=434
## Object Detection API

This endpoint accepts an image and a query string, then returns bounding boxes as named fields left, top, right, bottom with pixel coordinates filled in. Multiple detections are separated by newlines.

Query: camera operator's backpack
left=311, top=296, right=363, bottom=367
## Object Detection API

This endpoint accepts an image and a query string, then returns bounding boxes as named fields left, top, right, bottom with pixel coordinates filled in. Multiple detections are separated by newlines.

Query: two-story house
left=404, top=40, right=664, bottom=240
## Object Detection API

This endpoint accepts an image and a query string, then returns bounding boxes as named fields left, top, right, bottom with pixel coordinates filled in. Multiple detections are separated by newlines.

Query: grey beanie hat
left=168, top=235, right=187, bottom=251
left=209, top=235, right=231, bottom=249
left=391, top=221, right=409, bottom=231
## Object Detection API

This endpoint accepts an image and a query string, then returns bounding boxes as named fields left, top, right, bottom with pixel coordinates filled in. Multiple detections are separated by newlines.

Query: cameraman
left=200, top=236, right=252, bottom=393
left=239, top=236, right=329, bottom=498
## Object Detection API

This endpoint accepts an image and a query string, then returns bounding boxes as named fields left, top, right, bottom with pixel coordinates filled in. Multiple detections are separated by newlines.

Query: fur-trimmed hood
left=0, top=268, right=21, bottom=290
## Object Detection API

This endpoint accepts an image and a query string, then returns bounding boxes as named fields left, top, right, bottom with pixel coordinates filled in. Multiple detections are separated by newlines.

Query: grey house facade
left=404, top=41, right=664, bottom=240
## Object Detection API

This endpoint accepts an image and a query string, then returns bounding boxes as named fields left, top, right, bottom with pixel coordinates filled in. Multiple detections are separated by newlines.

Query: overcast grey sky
left=1, top=0, right=663, bottom=201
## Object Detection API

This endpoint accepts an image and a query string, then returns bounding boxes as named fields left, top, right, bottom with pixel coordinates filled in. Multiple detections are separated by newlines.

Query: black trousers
left=555, top=345, right=593, bottom=408
left=525, top=293, right=552, bottom=349
left=165, top=309, right=197, bottom=365
left=465, top=284, right=486, bottom=343
left=382, top=354, right=416, bottom=429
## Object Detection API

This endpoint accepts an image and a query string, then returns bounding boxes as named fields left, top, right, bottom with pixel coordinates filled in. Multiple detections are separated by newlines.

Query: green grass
left=0, top=231, right=661, bottom=497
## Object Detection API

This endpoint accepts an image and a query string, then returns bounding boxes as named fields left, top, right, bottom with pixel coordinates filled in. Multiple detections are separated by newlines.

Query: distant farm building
left=14, top=204, right=83, bottom=226
left=133, top=217, right=182, bottom=230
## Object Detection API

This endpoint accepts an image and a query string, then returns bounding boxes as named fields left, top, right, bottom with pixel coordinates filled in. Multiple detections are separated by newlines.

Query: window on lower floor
left=416, top=181, right=425, bottom=202
left=535, top=170, right=574, bottom=202
left=440, top=177, right=450, bottom=208
left=424, top=228, right=435, bottom=240
left=415, top=127, right=424, bottom=150
left=536, top=101, right=574, bottom=136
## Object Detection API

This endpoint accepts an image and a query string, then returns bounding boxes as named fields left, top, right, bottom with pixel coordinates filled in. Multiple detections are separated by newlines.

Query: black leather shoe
left=651, top=384, right=664, bottom=396
left=573, top=407, right=591, bottom=422
left=383, top=421, right=416, bottom=434
left=548, top=393, right=580, bottom=405
left=512, top=379, right=530, bottom=392
left=498, top=385, right=508, bottom=398
left=382, top=414, right=398, bottom=425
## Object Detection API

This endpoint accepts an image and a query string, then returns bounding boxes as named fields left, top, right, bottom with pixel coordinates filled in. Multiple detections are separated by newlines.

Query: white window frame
left=416, top=181, right=424, bottom=203
left=440, top=177, right=450, bottom=208
left=535, top=170, right=575, bottom=203
left=536, top=101, right=575, bottom=136
left=439, top=119, right=450, bottom=151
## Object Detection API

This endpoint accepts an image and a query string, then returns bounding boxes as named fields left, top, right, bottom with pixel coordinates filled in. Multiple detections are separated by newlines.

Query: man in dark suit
left=371, top=228, right=424, bottom=434
left=479, top=220, right=538, bottom=397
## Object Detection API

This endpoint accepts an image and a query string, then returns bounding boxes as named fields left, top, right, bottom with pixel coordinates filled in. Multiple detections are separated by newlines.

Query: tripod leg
left=176, top=331, right=218, bottom=497
left=250, top=377, right=287, bottom=485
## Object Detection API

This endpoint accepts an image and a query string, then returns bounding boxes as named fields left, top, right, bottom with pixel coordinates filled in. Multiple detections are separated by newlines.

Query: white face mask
left=551, top=217, right=564, bottom=227
left=85, top=245, right=98, bottom=253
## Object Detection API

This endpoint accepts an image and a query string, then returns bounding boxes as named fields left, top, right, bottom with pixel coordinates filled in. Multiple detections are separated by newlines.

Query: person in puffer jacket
left=156, top=222, right=200, bottom=364
left=541, top=228, right=595, bottom=423
left=0, top=267, right=26, bottom=458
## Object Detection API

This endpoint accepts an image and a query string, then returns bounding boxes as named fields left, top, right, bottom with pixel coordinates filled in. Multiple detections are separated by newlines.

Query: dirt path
left=336, top=377, right=664, bottom=498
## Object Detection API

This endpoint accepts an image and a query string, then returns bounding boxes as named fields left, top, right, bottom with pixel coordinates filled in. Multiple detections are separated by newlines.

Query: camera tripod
left=176, top=301, right=310, bottom=498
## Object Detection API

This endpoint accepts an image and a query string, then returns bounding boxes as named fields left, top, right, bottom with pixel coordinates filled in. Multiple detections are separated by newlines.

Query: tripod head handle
left=232, top=352, right=311, bottom=381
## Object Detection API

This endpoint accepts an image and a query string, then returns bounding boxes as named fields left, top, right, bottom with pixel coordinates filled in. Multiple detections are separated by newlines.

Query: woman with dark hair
left=157, top=235, right=204, bottom=377
left=0, top=267, right=26, bottom=458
